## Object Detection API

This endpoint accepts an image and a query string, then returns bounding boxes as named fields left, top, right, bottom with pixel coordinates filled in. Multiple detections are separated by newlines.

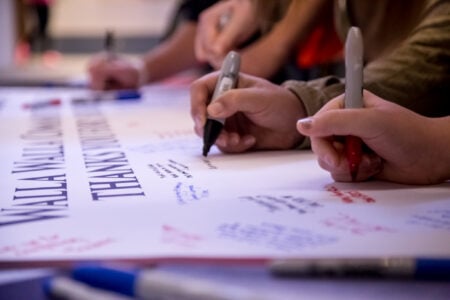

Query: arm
left=284, top=1, right=450, bottom=146
left=195, top=0, right=260, bottom=68
left=88, top=21, right=202, bottom=90
left=142, top=21, right=201, bottom=82
left=239, top=0, right=331, bottom=79
left=195, top=0, right=331, bottom=76
left=362, top=1, right=450, bottom=117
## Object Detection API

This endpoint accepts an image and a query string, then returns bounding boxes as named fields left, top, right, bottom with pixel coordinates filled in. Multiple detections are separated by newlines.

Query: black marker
left=202, top=51, right=240, bottom=157
left=104, top=30, right=118, bottom=90
left=104, top=30, right=116, bottom=59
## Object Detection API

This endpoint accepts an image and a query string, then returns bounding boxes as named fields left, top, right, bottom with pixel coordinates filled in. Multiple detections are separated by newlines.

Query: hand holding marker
left=202, top=51, right=240, bottom=157
left=344, top=27, right=364, bottom=181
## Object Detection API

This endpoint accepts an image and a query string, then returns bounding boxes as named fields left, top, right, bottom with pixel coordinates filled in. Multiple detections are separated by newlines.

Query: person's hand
left=195, top=0, right=259, bottom=69
left=190, top=72, right=306, bottom=153
left=297, top=90, right=450, bottom=185
left=87, top=53, right=142, bottom=90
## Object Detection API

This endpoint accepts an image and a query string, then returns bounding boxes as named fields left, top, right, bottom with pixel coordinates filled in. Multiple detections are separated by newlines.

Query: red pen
left=22, top=98, right=61, bottom=110
left=344, top=27, right=364, bottom=181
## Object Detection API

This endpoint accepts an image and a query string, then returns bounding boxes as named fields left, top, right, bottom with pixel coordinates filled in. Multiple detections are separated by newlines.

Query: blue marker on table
left=95, top=90, right=142, bottom=101
left=72, top=90, right=141, bottom=105
left=270, top=257, right=450, bottom=280
left=72, top=266, right=272, bottom=300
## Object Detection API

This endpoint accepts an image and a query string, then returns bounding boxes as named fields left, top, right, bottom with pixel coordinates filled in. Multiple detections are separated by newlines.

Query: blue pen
left=72, top=90, right=141, bottom=105
left=96, top=90, right=142, bottom=101
left=270, top=257, right=450, bottom=280
left=72, top=266, right=273, bottom=300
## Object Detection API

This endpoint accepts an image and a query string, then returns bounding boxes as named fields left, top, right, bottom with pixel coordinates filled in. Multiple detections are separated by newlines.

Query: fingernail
left=325, top=154, right=336, bottom=168
left=230, top=135, right=239, bottom=146
left=216, top=136, right=227, bottom=148
left=297, top=117, right=313, bottom=130
left=243, top=136, right=256, bottom=147
left=194, top=115, right=204, bottom=128
left=208, top=102, right=224, bottom=116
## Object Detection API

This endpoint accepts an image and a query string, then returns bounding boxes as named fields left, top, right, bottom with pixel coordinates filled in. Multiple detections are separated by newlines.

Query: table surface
left=1, top=264, right=450, bottom=300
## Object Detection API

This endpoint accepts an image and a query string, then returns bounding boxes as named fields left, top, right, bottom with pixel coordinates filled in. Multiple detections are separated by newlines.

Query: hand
left=87, top=53, right=142, bottom=90
left=297, top=90, right=450, bottom=184
left=190, top=72, right=306, bottom=153
left=195, top=0, right=259, bottom=69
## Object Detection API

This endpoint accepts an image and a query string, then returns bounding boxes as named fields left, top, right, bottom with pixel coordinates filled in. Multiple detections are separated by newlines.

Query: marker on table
left=22, top=98, right=61, bottom=109
left=72, top=266, right=272, bottom=300
left=44, top=276, right=133, bottom=300
left=94, top=89, right=142, bottom=101
left=269, top=257, right=450, bottom=280
left=202, top=51, right=240, bottom=157
left=344, top=26, right=364, bottom=181
left=72, top=90, right=141, bottom=105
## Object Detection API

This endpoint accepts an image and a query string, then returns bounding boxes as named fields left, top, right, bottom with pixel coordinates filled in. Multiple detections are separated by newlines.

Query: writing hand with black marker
left=191, top=71, right=306, bottom=153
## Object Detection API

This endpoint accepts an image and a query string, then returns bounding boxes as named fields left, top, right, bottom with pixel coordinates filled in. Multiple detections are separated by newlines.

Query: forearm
left=240, top=0, right=330, bottom=78
left=142, top=22, right=201, bottom=82
left=363, top=1, right=450, bottom=117
left=283, top=76, right=345, bottom=148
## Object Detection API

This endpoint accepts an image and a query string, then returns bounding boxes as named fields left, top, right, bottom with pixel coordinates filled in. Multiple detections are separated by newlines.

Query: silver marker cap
left=345, top=26, right=364, bottom=109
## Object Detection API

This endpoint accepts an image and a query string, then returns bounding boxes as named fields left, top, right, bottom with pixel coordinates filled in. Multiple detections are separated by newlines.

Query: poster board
left=0, top=85, right=449, bottom=267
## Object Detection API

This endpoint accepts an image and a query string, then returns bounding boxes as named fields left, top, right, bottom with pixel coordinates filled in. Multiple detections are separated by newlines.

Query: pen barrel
left=210, top=51, right=240, bottom=102
left=138, top=271, right=268, bottom=300
left=344, top=27, right=363, bottom=109
left=345, top=135, right=363, bottom=179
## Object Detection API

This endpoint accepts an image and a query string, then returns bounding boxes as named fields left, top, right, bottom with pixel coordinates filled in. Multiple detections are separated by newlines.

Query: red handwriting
left=326, top=185, right=376, bottom=203
left=321, top=213, right=395, bottom=235
left=0, top=234, right=115, bottom=257
left=160, top=225, right=203, bottom=248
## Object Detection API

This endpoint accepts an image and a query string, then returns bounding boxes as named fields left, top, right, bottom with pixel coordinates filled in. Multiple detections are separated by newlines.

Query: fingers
left=215, top=131, right=256, bottom=153
left=195, top=2, right=228, bottom=63
left=88, top=54, right=109, bottom=90
left=190, top=72, right=220, bottom=136
left=318, top=152, right=383, bottom=182
left=296, top=108, right=383, bottom=140
left=190, top=72, right=264, bottom=131
left=87, top=55, right=139, bottom=90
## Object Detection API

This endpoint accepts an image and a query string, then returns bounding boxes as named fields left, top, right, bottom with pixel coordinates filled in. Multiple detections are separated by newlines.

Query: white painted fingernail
left=297, top=117, right=313, bottom=130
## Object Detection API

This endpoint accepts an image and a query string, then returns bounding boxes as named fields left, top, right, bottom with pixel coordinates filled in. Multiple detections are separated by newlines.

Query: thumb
left=207, top=88, right=268, bottom=119
left=297, top=109, right=382, bottom=139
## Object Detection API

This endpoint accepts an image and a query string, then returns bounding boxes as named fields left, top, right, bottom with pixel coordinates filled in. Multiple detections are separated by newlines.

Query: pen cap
left=344, top=26, right=364, bottom=109
left=220, top=51, right=241, bottom=79
left=211, top=51, right=241, bottom=101
left=415, top=258, right=450, bottom=280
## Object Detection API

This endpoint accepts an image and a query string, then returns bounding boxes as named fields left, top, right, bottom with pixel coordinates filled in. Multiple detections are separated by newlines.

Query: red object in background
left=296, top=16, right=343, bottom=69
left=22, top=98, right=61, bottom=109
